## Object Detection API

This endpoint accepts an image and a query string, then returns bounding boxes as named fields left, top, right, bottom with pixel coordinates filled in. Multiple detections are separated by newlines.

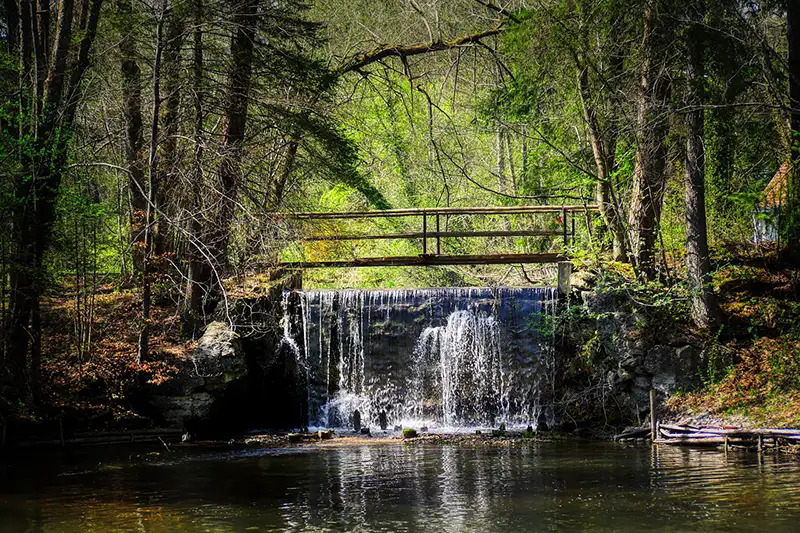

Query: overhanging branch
left=337, top=25, right=504, bottom=75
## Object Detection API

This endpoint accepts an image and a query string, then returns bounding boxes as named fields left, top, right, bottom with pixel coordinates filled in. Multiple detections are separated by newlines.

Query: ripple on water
left=2, top=442, right=800, bottom=533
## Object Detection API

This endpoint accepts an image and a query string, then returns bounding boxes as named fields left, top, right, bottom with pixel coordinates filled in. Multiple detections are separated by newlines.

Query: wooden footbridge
left=270, top=204, right=598, bottom=269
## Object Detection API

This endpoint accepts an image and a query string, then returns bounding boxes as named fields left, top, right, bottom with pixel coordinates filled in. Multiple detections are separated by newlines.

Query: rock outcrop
left=147, top=322, right=248, bottom=430
left=556, top=283, right=704, bottom=428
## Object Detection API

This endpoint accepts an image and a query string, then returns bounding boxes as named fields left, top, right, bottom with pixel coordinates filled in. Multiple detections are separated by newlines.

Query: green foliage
left=525, top=310, right=554, bottom=338
left=292, top=111, right=391, bottom=209
left=595, top=269, right=692, bottom=333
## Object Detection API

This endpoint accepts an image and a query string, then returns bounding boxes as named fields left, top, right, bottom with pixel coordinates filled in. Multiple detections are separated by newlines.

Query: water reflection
left=1, top=443, right=800, bottom=532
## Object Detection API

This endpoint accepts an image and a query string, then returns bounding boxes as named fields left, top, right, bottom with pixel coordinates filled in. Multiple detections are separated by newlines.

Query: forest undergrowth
left=668, top=249, right=800, bottom=427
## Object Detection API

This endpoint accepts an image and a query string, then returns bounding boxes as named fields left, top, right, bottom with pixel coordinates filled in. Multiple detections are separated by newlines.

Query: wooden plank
left=300, top=230, right=564, bottom=241
left=280, top=253, right=566, bottom=269
left=650, top=390, right=657, bottom=441
left=655, top=437, right=727, bottom=446
left=271, top=204, right=599, bottom=220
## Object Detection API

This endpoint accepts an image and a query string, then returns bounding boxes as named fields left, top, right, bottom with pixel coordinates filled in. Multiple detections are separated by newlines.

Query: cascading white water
left=281, top=287, right=557, bottom=430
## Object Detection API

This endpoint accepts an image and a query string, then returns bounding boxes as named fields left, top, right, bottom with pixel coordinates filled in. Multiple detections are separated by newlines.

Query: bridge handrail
left=268, top=204, right=599, bottom=220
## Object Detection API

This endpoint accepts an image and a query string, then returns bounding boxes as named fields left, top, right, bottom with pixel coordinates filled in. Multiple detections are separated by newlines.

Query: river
left=2, top=441, right=799, bottom=532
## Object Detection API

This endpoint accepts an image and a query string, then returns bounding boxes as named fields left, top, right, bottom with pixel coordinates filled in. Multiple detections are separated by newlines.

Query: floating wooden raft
left=655, top=424, right=800, bottom=450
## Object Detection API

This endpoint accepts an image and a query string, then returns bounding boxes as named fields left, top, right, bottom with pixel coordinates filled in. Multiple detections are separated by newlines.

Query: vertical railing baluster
left=571, top=211, right=576, bottom=245
left=436, top=214, right=441, bottom=255
left=422, top=213, right=427, bottom=255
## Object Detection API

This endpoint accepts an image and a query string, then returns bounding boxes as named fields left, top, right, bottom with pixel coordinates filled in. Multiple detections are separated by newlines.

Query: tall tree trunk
left=788, top=0, right=800, bottom=259
left=186, top=0, right=209, bottom=332
left=578, top=67, right=628, bottom=262
left=684, top=1, right=717, bottom=329
left=628, top=1, right=670, bottom=278
left=505, top=132, right=517, bottom=195
left=117, top=0, right=147, bottom=273
left=138, top=0, right=167, bottom=363
left=154, top=12, right=185, bottom=257
left=1, top=0, right=20, bottom=140
left=215, top=0, right=258, bottom=260
left=273, top=136, right=299, bottom=208
left=188, top=0, right=259, bottom=318
left=34, top=0, right=50, bottom=106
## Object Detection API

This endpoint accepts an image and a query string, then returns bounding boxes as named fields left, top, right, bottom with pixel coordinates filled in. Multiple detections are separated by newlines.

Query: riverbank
left=663, top=256, right=800, bottom=428
left=4, top=420, right=800, bottom=462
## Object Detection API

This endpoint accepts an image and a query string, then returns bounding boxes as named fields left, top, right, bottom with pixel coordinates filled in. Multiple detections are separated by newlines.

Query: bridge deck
left=280, top=253, right=566, bottom=269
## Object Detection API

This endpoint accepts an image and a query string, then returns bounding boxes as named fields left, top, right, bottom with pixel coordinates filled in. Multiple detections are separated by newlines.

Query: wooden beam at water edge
left=280, top=253, right=566, bottom=269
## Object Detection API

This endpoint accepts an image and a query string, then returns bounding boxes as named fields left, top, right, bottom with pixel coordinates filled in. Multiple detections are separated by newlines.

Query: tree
left=138, top=0, right=170, bottom=364
left=628, top=0, right=672, bottom=278
left=788, top=0, right=800, bottom=258
left=186, top=0, right=260, bottom=322
left=6, top=0, right=104, bottom=401
left=573, top=2, right=630, bottom=262
left=117, top=0, right=147, bottom=274
left=153, top=8, right=185, bottom=257
left=683, top=0, right=717, bottom=329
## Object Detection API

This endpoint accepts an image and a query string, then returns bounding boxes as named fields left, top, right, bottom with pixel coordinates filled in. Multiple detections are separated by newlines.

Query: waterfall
left=280, top=287, right=557, bottom=430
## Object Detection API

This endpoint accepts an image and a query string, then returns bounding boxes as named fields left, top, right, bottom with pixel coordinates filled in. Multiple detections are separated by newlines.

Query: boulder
left=191, top=321, right=248, bottom=393
left=147, top=321, right=248, bottom=428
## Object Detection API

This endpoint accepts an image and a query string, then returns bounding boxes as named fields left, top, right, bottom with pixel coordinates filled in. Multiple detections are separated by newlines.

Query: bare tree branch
left=338, top=25, right=504, bottom=75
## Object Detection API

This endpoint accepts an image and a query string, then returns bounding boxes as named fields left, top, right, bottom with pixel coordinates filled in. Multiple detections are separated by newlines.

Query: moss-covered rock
left=402, top=428, right=418, bottom=438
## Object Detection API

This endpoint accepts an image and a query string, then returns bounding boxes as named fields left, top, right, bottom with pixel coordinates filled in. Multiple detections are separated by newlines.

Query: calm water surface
left=1, top=441, right=799, bottom=532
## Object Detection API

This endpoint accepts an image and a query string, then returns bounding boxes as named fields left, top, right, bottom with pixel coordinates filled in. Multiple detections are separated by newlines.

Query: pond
left=2, top=441, right=799, bottom=532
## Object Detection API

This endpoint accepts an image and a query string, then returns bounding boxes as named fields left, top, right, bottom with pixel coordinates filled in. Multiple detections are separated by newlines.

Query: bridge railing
left=268, top=204, right=599, bottom=268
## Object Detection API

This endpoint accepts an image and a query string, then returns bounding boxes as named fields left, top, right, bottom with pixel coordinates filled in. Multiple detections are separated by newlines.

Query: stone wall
left=140, top=280, right=705, bottom=435
left=552, top=284, right=704, bottom=430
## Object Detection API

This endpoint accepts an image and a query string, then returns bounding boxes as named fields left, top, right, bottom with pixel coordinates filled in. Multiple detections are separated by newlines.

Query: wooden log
left=12, top=428, right=184, bottom=448
left=14, top=434, right=182, bottom=448
left=659, top=430, right=727, bottom=439
left=659, top=424, right=723, bottom=433
left=655, top=424, right=800, bottom=450
left=746, top=428, right=800, bottom=436
left=656, top=437, right=726, bottom=446
left=659, top=425, right=800, bottom=438
left=73, top=429, right=182, bottom=439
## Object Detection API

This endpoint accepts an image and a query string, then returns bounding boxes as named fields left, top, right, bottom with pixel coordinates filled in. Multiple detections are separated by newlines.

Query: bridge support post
left=557, top=261, right=571, bottom=296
